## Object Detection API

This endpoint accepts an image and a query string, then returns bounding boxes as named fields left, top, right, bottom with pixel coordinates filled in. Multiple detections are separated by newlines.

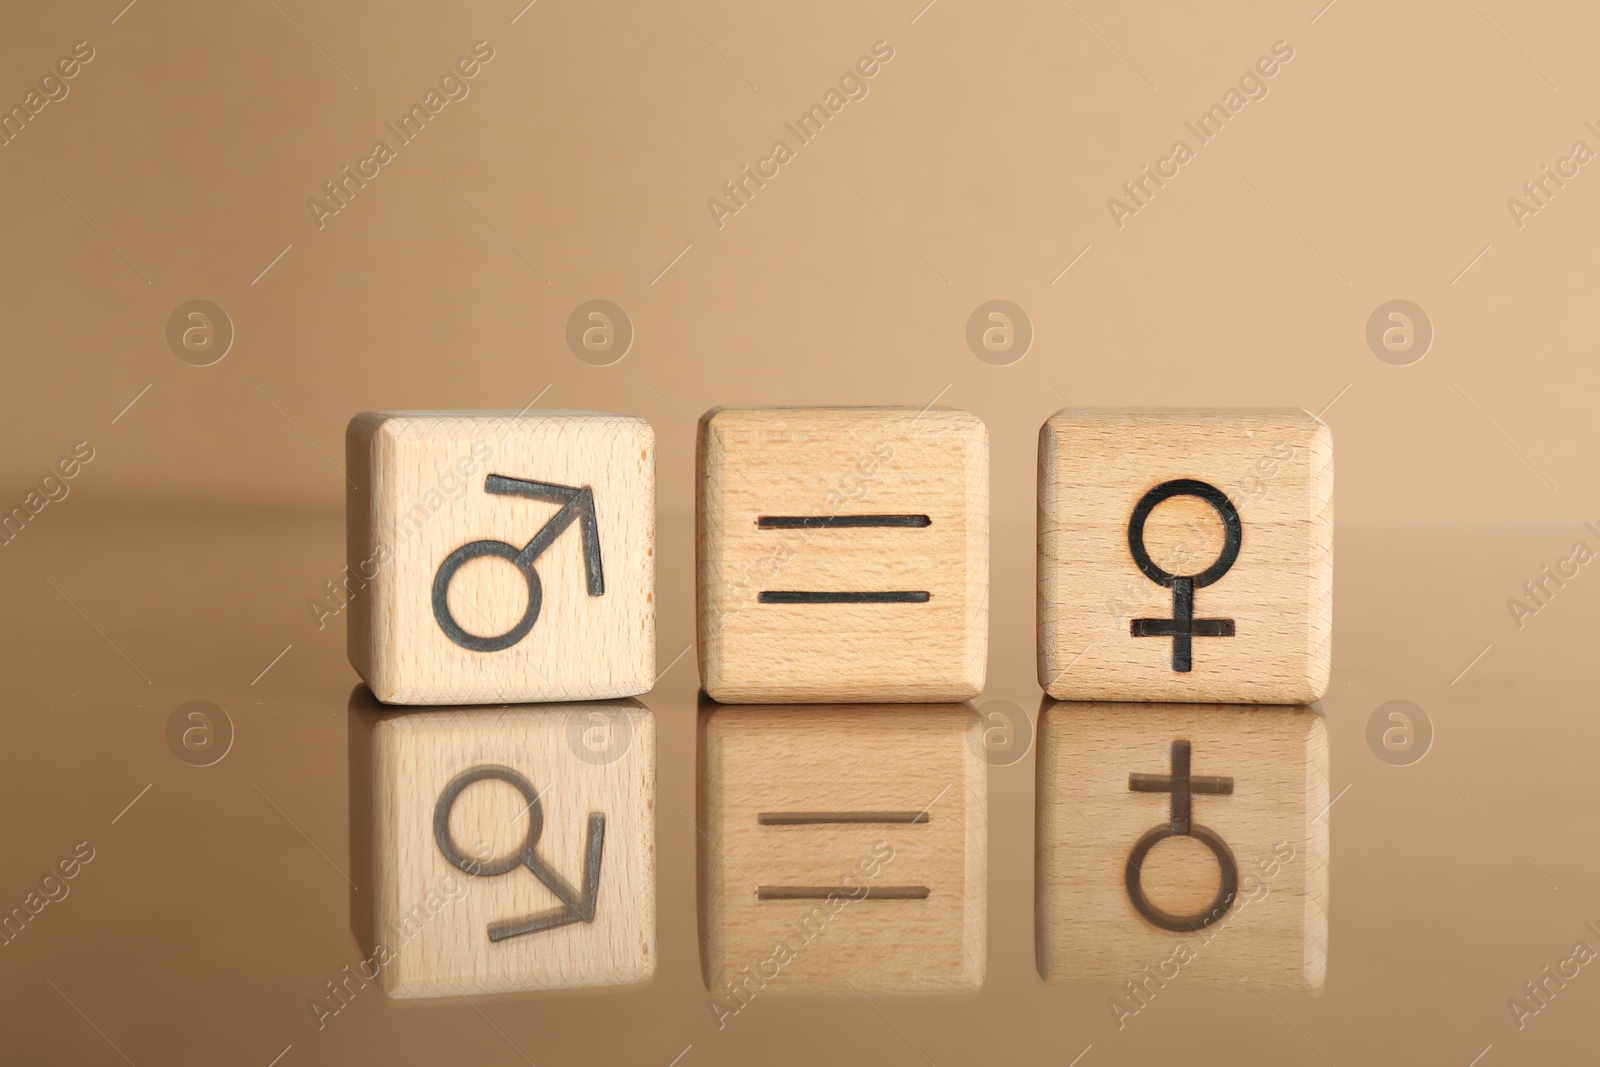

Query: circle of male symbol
left=433, top=539, right=544, bottom=653
left=432, top=474, right=606, bottom=653
left=1125, top=740, right=1239, bottom=933
left=433, top=764, right=606, bottom=942
left=1127, top=478, right=1241, bottom=673
left=433, top=765, right=544, bottom=878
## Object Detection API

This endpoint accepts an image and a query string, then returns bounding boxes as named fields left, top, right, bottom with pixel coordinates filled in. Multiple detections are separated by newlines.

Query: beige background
left=2, top=3, right=1599, bottom=1066
left=1, top=0, right=1593, bottom=525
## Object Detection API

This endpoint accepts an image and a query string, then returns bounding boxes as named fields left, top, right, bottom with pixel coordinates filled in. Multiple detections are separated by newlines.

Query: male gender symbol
left=433, top=764, right=605, bottom=942
left=1125, top=740, right=1237, bottom=933
left=432, top=474, right=605, bottom=653
left=1128, top=478, right=1241, bottom=672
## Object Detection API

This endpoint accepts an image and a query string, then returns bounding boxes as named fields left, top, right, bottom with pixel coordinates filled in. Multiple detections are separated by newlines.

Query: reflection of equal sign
left=756, top=810, right=930, bottom=901
left=756, top=515, right=932, bottom=604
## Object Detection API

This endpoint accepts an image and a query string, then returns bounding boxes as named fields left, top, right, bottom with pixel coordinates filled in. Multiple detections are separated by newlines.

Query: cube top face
left=1038, top=408, right=1332, bottom=704
left=348, top=410, right=654, bottom=706
left=1035, top=702, right=1328, bottom=991
left=697, top=406, right=989, bottom=703
left=698, top=705, right=986, bottom=997
left=366, top=702, right=655, bottom=998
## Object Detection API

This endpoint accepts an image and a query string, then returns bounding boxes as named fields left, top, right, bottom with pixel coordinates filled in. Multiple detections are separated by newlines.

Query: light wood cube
left=697, top=407, right=988, bottom=703
left=1035, top=701, right=1328, bottom=994
left=1038, top=408, right=1331, bottom=704
left=348, top=692, right=655, bottom=998
left=346, top=410, right=654, bottom=705
left=698, top=703, right=986, bottom=1005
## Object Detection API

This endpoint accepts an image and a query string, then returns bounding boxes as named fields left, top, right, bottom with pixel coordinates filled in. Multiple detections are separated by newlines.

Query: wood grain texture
left=1035, top=701, right=1328, bottom=991
left=349, top=692, right=655, bottom=998
left=1038, top=408, right=1332, bottom=703
left=347, top=410, right=654, bottom=705
left=698, top=704, right=986, bottom=998
left=697, top=406, right=988, bottom=703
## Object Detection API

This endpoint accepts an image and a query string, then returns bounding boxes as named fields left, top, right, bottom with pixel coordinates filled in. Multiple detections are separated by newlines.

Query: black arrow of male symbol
left=484, top=474, right=605, bottom=594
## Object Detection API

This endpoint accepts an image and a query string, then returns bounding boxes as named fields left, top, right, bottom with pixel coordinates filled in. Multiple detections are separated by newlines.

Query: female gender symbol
left=1127, top=478, right=1241, bottom=672
left=1125, top=740, right=1238, bottom=933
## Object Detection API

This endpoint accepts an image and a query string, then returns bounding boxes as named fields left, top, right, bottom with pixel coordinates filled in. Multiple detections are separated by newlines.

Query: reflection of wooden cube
left=1035, top=702, right=1328, bottom=992
left=698, top=704, right=985, bottom=1001
left=348, top=692, right=655, bottom=998
left=1038, top=408, right=1331, bottom=704
left=346, top=410, right=654, bottom=706
left=697, top=406, right=988, bottom=703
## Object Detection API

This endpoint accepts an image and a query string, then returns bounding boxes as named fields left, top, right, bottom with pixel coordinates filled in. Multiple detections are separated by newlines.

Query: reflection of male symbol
left=1128, top=478, right=1241, bottom=672
left=1124, top=740, right=1237, bottom=933
left=432, top=475, right=605, bottom=652
left=433, top=765, right=605, bottom=942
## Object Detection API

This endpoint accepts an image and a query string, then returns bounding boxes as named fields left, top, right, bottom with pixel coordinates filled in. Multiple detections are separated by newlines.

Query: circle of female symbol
left=1127, top=478, right=1242, bottom=673
left=1125, top=740, right=1238, bottom=933
left=433, top=765, right=605, bottom=942
left=432, top=475, right=605, bottom=653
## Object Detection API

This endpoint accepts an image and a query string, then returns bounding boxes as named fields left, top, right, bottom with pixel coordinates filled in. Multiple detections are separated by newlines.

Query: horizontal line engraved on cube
left=754, top=512, right=933, bottom=603
left=758, top=811, right=929, bottom=825
left=755, top=810, right=930, bottom=901
left=1128, top=772, right=1233, bottom=804
left=758, top=591, right=930, bottom=604
left=756, top=514, right=931, bottom=529
left=757, top=886, right=930, bottom=901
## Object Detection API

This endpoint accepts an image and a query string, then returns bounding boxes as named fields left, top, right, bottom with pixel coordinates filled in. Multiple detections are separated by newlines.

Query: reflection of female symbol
left=432, top=765, right=605, bottom=942
left=1125, top=740, right=1237, bottom=933
left=431, top=475, right=605, bottom=653
left=1128, top=478, right=1241, bottom=672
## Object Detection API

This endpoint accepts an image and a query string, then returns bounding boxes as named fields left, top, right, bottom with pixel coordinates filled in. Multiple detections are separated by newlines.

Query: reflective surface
left=348, top=695, right=656, bottom=999
left=700, top=703, right=985, bottom=999
left=2, top=511, right=1596, bottom=1065
left=1036, top=702, right=1327, bottom=992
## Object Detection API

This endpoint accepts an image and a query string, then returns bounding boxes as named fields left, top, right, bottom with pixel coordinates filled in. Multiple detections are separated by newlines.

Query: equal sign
left=755, top=810, right=930, bottom=901
left=756, top=514, right=931, bottom=604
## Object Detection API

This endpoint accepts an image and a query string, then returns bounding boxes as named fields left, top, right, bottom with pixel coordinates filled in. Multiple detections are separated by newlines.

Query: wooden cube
left=697, top=407, right=988, bottom=703
left=348, top=692, right=656, bottom=998
left=1035, top=701, right=1328, bottom=993
left=1038, top=408, right=1332, bottom=704
left=698, top=703, right=986, bottom=1004
left=346, top=410, right=654, bottom=705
